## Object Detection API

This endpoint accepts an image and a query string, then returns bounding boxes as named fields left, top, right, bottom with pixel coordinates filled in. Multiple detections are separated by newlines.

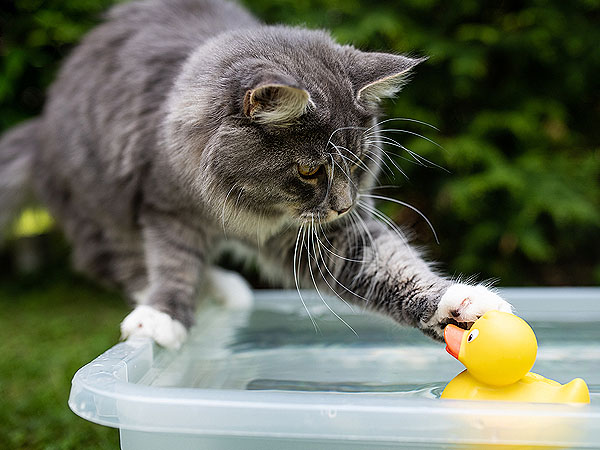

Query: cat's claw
left=423, top=283, right=513, bottom=338
left=120, top=305, right=187, bottom=350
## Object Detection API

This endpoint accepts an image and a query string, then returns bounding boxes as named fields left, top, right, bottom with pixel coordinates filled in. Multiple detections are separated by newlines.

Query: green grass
left=0, top=270, right=128, bottom=450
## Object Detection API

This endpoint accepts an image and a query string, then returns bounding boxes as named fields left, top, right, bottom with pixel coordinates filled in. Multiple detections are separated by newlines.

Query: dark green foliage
left=1, top=0, right=599, bottom=285
left=240, top=0, right=600, bottom=285
left=0, top=0, right=118, bottom=129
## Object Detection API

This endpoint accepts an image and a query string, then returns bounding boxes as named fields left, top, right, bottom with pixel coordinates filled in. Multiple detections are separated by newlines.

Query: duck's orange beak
left=444, top=324, right=465, bottom=360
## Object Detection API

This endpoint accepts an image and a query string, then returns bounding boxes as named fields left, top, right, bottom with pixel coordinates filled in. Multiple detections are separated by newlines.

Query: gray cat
left=0, top=0, right=511, bottom=348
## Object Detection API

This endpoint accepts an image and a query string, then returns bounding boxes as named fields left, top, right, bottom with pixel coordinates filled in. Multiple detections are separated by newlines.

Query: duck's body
left=442, top=369, right=590, bottom=403
left=441, top=310, right=590, bottom=404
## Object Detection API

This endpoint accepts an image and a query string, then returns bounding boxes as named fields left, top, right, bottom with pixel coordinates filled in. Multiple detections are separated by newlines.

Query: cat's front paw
left=120, top=305, right=188, bottom=350
left=423, top=283, right=513, bottom=338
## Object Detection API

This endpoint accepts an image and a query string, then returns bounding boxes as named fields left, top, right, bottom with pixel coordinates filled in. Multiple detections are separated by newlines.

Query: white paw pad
left=425, top=283, right=513, bottom=337
left=120, top=305, right=187, bottom=350
left=207, top=267, right=254, bottom=309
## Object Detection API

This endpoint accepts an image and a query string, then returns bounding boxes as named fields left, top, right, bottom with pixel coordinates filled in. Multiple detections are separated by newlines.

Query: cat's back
left=105, top=0, right=259, bottom=42
left=46, top=0, right=259, bottom=126
left=37, top=0, right=259, bottom=226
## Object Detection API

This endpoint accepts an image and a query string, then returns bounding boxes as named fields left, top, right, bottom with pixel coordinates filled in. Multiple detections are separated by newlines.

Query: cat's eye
left=298, top=163, right=322, bottom=179
left=467, top=329, right=479, bottom=342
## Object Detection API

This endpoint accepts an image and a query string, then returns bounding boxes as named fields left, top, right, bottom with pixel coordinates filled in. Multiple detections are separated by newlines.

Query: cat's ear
left=243, top=76, right=313, bottom=126
left=349, top=51, right=426, bottom=104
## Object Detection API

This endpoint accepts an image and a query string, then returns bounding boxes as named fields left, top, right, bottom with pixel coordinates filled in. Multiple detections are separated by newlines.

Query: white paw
left=424, top=283, right=513, bottom=337
left=207, top=267, right=254, bottom=309
left=120, top=305, right=187, bottom=350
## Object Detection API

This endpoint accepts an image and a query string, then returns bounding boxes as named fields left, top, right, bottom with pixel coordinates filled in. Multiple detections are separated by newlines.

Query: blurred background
left=1, top=0, right=599, bottom=448
left=2, top=0, right=599, bottom=285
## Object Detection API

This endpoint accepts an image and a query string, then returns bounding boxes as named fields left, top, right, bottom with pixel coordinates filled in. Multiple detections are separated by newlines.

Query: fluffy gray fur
left=0, top=0, right=509, bottom=342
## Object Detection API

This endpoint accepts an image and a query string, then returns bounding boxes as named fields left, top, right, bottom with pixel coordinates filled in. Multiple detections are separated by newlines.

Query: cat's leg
left=69, top=219, right=148, bottom=294
left=64, top=219, right=187, bottom=347
left=342, top=217, right=511, bottom=339
left=120, top=212, right=209, bottom=349
left=120, top=266, right=252, bottom=348
left=286, top=215, right=512, bottom=340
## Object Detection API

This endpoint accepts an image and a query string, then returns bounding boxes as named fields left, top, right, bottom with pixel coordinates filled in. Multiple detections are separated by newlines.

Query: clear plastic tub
left=69, top=288, right=600, bottom=449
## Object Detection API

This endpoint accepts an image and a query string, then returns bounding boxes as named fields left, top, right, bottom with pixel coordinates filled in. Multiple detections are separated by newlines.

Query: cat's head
left=164, top=26, right=423, bottom=239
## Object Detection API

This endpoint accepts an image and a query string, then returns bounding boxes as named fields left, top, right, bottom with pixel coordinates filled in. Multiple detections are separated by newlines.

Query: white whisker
left=353, top=209, right=379, bottom=262
left=316, top=217, right=358, bottom=260
left=356, top=200, right=410, bottom=248
left=256, top=210, right=264, bottom=251
left=368, top=136, right=427, bottom=165
left=326, top=153, right=334, bottom=197
left=366, top=141, right=428, bottom=172
left=366, top=128, right=444, bottom=151
left=360, top=193, right=439, bottom=244
left=366, top=130, right=449, bottom=172
left=234, top=187, right=244, bottom=208
left=337, top=150, right=380, bottom=181
left=363, top=117, right=440, bottom=134
left=364, top=144, right=408, bottom=179
left=331, top=157, right=359, bottom=190
left=350, top=209, right=382, bottom=302
left=366, top=137, right=444, bottom=170
left=315, top=236, right=370, bottom=303
left=312, top=219, right=356, bottom=312
left=348, top=209, right=368, bottom=266
left=314, top=230, right=363, bottom=263
left=333, top=143, right=383, bottom=180
left=308, top=218, right=358, bottom=336
left=327, top=126, right=369, bottom=146
left=316, top=215, right=370, bottom=303
left=360, top=148, right=389, bottom=176
left=293, top=224, right=319, bottom=332
left=221, top=184, right=239, bottom=237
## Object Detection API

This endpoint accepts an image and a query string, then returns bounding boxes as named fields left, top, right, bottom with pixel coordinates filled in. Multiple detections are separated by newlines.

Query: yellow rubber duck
left=441, top=310, right=590, bottom=403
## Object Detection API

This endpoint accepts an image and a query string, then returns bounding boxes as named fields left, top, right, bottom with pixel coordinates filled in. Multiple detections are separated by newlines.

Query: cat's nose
left=335, top=206, right=351, bottom=215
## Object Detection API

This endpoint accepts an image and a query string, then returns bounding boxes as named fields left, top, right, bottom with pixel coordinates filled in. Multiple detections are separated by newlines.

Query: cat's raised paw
left=424, top=283, right=513, bottom=338
left=120, top=305, right=187, bottom=350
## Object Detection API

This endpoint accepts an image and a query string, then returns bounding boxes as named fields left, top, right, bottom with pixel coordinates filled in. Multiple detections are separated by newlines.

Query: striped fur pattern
left=0, top=0, right=512, bottom=348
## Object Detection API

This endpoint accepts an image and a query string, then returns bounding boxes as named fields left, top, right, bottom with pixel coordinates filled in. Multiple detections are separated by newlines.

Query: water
left=246, top=379, right=446, bottom=398
left=139, top=294, right=600, bottom=403
left=69, top=290, right=600, bottom=450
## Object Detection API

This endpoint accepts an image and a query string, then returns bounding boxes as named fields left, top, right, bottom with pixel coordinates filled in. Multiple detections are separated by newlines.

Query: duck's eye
left=298, top=163, right=322, bottom=179
left=467, top=329, right=479, bottom=342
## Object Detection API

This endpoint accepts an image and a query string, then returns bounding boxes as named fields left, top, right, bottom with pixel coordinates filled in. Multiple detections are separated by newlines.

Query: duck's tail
left=562, top=377, right=590, bottom=403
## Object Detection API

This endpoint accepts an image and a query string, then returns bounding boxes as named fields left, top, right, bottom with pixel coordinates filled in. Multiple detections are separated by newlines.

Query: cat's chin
left=225, top=211, right=291, bottom=243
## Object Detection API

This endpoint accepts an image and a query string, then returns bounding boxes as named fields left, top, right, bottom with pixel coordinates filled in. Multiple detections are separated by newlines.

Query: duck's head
left=444, top=310, right=537, bottom=386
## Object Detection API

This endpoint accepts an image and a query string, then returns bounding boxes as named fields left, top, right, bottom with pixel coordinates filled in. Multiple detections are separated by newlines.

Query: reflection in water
left=246, top=379, right=446, bottom=397
left=143, top=303, right=599, bottom=403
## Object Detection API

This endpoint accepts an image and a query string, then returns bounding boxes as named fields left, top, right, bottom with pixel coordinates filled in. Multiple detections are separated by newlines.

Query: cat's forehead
left=309, top=105, right=372, bottom=147
left=274, top=121, right=367, bottom=166
left=299, top=67, right=367, bottom=122
left=247, top=33, right=372, bottom=116
left=302, top=71, right=376, bottom=138
left=285, top=110, right=368, bottom=144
